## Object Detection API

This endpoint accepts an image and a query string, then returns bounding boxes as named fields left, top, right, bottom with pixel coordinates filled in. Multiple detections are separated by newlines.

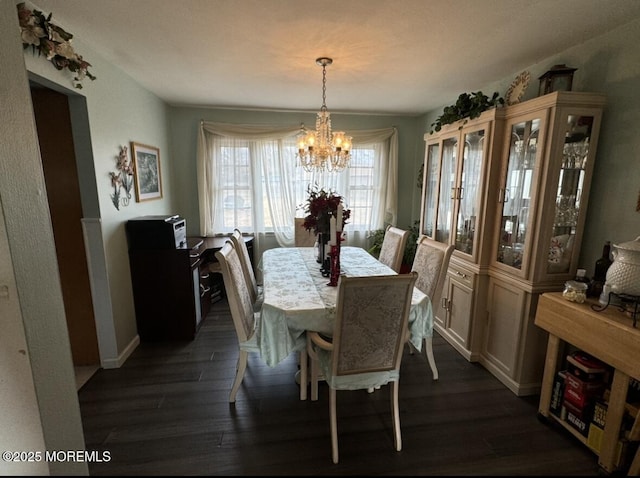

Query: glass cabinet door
left=421, top=143, right=439, bottom=238
left=547, top=114, right=595, bottom=274
left=455, top=129, right=486, bottom=256
left=496, top=118, right=541, bottom=270
left=436, top=137, right=458, bottom=244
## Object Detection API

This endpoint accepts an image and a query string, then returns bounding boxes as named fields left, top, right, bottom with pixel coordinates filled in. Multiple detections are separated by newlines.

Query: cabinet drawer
left=449, top=266, right=474, bottom=288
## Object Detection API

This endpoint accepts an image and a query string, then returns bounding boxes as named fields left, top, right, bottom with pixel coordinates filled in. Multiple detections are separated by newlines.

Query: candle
left=336, top=204, right=343, bottom=232
left=329, top=216, right=337, bottom=245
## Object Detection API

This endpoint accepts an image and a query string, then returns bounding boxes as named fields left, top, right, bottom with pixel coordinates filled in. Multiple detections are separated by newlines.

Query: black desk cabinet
left=128, top=235, right=254, bottom=341
left=128, top=241, right=204, bottom=342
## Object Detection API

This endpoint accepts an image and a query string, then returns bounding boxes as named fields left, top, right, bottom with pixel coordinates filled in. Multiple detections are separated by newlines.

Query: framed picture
left=131, top=142, right=162, bottom=202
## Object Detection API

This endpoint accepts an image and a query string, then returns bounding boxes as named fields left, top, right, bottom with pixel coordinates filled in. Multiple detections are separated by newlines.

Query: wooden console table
left=535, top=292, right=640, bottom=474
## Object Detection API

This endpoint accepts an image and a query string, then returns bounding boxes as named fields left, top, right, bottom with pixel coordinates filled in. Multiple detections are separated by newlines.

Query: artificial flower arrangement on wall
left=109, top=145, right=134, bottom=210
left=17, top=2, right=96, bottom=89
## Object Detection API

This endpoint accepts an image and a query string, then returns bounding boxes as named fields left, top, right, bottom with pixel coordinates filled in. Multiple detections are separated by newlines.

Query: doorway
left=30, top=84, right=100, bottom=378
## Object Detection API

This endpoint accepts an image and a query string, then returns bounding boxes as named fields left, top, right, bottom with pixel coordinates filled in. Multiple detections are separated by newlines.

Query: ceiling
left=31, top=0, right=640, bottom=115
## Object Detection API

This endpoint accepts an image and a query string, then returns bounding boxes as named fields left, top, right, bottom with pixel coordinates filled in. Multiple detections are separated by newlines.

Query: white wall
left=0, top=0, right=178, bottom=472
left=22, top=0, right=176, bottom=361
left=0, top=0, right=85, bottom=474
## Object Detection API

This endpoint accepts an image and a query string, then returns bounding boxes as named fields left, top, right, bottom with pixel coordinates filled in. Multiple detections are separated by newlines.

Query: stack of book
left=562, top=351, right=608, bottom=436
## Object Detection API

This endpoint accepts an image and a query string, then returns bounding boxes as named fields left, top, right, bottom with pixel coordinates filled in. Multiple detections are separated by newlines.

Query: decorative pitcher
left=605, top=235, right=640, bottom=296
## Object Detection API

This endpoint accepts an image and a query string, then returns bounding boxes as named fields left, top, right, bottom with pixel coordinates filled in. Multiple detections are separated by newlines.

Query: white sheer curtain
left=196, top=121, right=399, bottom=259
left=197, top=122, right=300, bottom=257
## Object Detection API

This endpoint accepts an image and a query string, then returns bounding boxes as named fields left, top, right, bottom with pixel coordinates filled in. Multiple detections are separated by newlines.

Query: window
left=216, top=145, right=379, bottom=234
left=197, top=122, right=398, bottom=251
left=220, top=144, right=252, bottom=230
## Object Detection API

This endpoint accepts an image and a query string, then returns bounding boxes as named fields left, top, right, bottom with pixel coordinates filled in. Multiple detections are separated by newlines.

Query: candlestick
left=329, top=216, right=337, bottom=245
left=328, top=245, right=340, bottom=286
left=336, top=204, right=343, bottom=232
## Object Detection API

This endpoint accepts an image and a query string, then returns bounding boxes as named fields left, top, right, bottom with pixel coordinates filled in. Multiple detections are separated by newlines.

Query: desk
left=535, top=292, right=640, bottom=474
left=194, top=235, right=254, bottom=266
left=190, top=235, right=254, bottom=306
left=259, top=246, right=433, bottom=369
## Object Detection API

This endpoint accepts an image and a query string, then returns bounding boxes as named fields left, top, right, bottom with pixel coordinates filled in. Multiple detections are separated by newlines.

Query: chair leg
left=391, top=381, right=402, bottom=452
left=308, top=335, right=319, bottom=401
left=330, top=387, right=339, bottom=464
left=424, top=337, right=439, bottom=380
left=229, top=350, right=248, bottom=403
left=299, top=349, right=308, bottom=401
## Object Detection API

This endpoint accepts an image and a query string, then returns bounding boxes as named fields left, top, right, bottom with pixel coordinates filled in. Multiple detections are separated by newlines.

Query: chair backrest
left=331, top=272, right=417, bottom=378
left=230, top=228, right=258, bottom=304
left=378, top=226, right=410, bottom=273
left=215, top=241, right=255, bottom=343
left=295, top=218, right=316, bottom=247
left=410, top=236, right=454, bottom=307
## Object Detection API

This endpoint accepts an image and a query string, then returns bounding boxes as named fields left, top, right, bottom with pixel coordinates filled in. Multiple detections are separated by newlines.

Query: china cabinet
left=421, top=91, right=605, bottom=395
left=421, top=110, right=504, bottom=359
left=481, top=91, right=605, bottom=395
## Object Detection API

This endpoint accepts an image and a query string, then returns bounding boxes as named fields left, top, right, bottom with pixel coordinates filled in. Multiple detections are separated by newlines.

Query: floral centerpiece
left=17, top=2, right=96, bottom=89
left=301, top=184, right=351, bottom=238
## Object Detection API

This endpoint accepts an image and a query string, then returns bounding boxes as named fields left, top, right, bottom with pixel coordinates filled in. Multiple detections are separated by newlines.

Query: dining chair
left=294, top=218, right=316, bottom=247
left=307, top=272, right=418, bottom=464
left=215, top=240, right=262, bottom=403
left=409, top=236, right=454, bottom=380
left=231, top=228, right=263, bottom=308
left=378, top=225, right=410, bottom=273
left=229, top=233, right=310, bottom=400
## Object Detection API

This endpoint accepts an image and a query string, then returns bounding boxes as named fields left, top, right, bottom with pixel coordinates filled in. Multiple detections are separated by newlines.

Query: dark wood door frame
left=30, top=85, right=100, bottom=366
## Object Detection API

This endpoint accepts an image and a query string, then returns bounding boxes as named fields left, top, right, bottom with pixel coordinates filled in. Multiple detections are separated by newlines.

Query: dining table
left=258, top=246, right=434, bottom=398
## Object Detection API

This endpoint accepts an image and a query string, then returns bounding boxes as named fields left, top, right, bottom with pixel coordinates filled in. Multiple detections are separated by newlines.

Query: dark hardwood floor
left=79, top=298, right=604, bottom=476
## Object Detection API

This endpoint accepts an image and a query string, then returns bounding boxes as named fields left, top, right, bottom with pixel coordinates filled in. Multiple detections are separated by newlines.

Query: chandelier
left=297, top=57, right=352, bottom=172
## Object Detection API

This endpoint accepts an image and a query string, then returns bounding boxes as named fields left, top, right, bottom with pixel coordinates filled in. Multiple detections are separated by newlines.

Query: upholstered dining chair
left=409, top=236, right=454, bottom=380
left=231, top=228, right=263, bottom=309
left=378, top=225, right=410, bottom=273
left=294, top=218, right=316, bottom=247
left=307, top=272, right=418, bottom=464
left=215, top=240, right=262, bottom=403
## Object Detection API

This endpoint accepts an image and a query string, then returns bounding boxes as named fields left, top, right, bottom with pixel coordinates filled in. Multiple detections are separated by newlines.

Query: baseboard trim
left=101, top=334, right=140, bottom=369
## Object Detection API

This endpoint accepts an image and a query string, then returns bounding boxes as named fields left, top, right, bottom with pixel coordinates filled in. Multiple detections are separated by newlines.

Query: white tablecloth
left=258, top=246, right=433, bottom=367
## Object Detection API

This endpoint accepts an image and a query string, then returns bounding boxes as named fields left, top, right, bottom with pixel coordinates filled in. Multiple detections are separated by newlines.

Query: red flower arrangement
left=301, top=185, right=351, bottom=235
